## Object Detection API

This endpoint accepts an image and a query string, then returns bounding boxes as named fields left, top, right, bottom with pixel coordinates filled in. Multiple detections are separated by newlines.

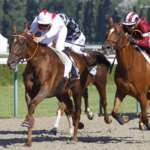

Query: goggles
left=126, top=24, right=134, bottom=28
left=40, top=24, right=50, bottom=27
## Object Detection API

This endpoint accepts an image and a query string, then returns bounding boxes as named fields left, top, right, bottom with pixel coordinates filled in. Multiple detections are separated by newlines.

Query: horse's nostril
left=7, top=63, right=10, bottom=67
left=107, top=46, right=111, bottom=49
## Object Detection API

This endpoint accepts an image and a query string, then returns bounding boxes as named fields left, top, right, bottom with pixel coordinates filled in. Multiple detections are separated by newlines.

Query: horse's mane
left=38, top=43, right=48, bottom=47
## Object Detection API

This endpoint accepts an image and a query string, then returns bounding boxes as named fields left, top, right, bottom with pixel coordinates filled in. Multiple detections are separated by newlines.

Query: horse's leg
left=93, top=81, right=111, bottom=124
left=111, top=90, right=128, bottom=125
left=23, top=92, right=34, bottom=147
left=139, top=94, right=150, bottom=130
left=21, top=87, right=49, bottom=127
left=71, top=86, right=84, bottom=142
left=139, top=92, right=150, bottom=130
left=64, top=106, right=75, bottom=135
left=83, top=88, right=94, bottom=120
left=50, top=89, right=73, bottom=135
left=50, top=101, right=66, bottom=135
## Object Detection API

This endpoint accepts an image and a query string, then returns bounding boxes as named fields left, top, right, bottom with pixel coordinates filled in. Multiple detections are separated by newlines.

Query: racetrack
left=0, top=113, right=150, bottom=150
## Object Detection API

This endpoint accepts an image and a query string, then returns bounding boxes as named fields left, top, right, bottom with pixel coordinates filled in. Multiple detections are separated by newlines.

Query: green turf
left=0, top=85, right=142, bottom=119
left=0, top=55, right=8, bottom=58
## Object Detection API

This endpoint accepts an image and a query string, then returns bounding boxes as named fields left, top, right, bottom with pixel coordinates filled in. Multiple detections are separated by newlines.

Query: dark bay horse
left=50, top=52, right=112, bottom=135
left=102, top=17, right=150, bottom=130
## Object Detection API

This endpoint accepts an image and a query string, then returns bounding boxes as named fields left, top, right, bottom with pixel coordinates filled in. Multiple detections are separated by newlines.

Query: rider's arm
left=135, top=19, right=150, bottom=48
left=30, top=16, right=39, bottom=34
left=44, top=16, right=64, bottom=38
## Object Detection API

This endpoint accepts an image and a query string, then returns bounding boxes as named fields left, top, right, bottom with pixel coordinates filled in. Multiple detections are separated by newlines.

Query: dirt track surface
left=0, top=113, right=150, bottom=150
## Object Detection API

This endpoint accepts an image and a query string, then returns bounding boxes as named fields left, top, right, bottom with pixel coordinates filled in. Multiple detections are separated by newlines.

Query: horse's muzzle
left=102, top=43, right=112, bottom=55
left=7, top=59, right=18, bottom=70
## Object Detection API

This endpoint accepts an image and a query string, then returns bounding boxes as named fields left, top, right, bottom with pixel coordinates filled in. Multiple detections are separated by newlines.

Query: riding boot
left=69, top=63, right=79, bottom=81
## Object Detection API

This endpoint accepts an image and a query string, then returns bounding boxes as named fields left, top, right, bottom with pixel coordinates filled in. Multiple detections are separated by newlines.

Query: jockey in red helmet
left=123, top=12, right=150, bottom=53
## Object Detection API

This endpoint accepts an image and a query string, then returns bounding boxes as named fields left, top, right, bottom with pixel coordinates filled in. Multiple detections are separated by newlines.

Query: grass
left=0, top=85, right=142, bottom=119
left=0, top=55, right=8, bottom=58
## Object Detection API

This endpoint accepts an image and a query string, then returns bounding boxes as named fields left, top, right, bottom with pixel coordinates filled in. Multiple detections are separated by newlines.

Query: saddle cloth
left=136, top=45, right=150, bottom=64
left=50, top=47, right=79, bottom=78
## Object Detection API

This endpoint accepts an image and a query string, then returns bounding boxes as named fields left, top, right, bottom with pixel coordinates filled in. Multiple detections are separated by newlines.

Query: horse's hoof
left=78, top=122, right=84, bottom=129
left=88, top=113, right=94, bottom=120
left=23, top=142, right=32, bottom=147
left=117, top=116, right=125, bottom=125
left=21, top=121, right=30, bottom=127
left=123, top=116, right=131, bottom=123
left=72, top=136, right=78, bottom=143
left=139, top=123, right=146, bottom=131
left=49, top=127, right=57, bottom=135
left=105, top=117, right=112, bottom=124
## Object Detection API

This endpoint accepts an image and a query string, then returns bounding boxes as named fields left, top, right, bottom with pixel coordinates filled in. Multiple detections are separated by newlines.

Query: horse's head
left=102, top=17, right=127, bottom=55
left=7, top=22, right=30, bottom=70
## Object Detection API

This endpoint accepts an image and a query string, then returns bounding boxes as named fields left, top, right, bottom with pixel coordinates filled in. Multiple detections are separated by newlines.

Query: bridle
left=10, top=35, right=27, bottom=62
left=10, top=32, right=46, bottom=68
left=106, top=24, right=130, bottom=50
left=106, top=24, right=134, bottom=72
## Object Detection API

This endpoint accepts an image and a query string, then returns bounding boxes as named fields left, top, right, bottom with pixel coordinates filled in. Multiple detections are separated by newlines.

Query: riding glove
left=128, top=36, right=135, bottom=45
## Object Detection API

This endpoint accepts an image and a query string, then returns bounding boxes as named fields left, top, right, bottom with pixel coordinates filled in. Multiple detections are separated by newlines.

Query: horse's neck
left=25, top=36, right=44, bottom=66
left=116, top=44, right=133, bottom=71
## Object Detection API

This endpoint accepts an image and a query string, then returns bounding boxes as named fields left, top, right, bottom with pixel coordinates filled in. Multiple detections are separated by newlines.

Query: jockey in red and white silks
left=30, top=10, right=67, bottom=51
left=123, top=12, right=150, bottom=53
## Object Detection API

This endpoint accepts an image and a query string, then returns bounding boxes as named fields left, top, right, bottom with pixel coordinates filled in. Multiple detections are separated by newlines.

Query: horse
left=7, top=22, right=111, bottom=146
left=49, top=40, right=112, bottom=135
left=102, top=17, right=150, bottom=130
left=7, top=23, right=93, bottom=146
left=50, top=51, right=112, bottom=135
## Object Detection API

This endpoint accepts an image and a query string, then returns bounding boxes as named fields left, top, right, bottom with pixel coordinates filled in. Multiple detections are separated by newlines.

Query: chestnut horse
left=7, top=23, right=111, bottom=146
left=50, top=52, right=112, bottom=135
left=102, top=17, right=150, bottom=130
left=7, top=24, right=93, bottom=146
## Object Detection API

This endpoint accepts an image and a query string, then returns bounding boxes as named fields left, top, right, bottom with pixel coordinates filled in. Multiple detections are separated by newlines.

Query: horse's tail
left=96, top=52, right=111, bottom=72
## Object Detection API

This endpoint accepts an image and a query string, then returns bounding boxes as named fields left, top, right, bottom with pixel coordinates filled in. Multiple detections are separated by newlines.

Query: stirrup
left=69, top=72, right=79, bottom=81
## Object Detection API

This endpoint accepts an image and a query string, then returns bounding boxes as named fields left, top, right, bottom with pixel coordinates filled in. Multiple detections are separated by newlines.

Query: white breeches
left=64, top=32, right=86, bottom=54
left=40, top=26, right=67, bottom=51
left=40, top=27, right=71, bottom=76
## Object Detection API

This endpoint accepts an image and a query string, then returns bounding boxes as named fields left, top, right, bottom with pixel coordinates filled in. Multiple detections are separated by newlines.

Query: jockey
left=123, top=12, right=150, bottom=53
left=30, top=10, right=79, bottom=81
left=57, top=13, right=89, bottom=58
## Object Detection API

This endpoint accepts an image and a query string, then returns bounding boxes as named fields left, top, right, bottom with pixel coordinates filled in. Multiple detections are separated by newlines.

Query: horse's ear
left=12, top=26, right=16, bottom=34
left=109, top=17, right=113, bottom=26
left=25, top=21, right=31, bottom=30
left=24, top=21, right=31, bottom=34
left=119, top=17, right=124, bottom=27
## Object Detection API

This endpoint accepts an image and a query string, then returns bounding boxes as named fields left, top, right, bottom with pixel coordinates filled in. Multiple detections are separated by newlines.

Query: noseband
left=106, top=24, right=129, bottom=50
left=10, top=35, right=27, bottom=61
left=106, top=24, right=134, bottom=72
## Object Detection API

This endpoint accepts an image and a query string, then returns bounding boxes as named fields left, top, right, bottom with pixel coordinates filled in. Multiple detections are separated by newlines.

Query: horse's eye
left=116, top=32, right=120, bottom=36
left=20, top=38, right=24, bottom=43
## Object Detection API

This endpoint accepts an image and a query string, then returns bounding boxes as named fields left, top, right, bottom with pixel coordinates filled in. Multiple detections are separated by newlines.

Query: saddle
left=82, top=51, right=97, bottom=66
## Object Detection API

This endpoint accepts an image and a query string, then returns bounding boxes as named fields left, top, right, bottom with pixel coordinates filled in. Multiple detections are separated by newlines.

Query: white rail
left=0, top=56, right=117, bottom=65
